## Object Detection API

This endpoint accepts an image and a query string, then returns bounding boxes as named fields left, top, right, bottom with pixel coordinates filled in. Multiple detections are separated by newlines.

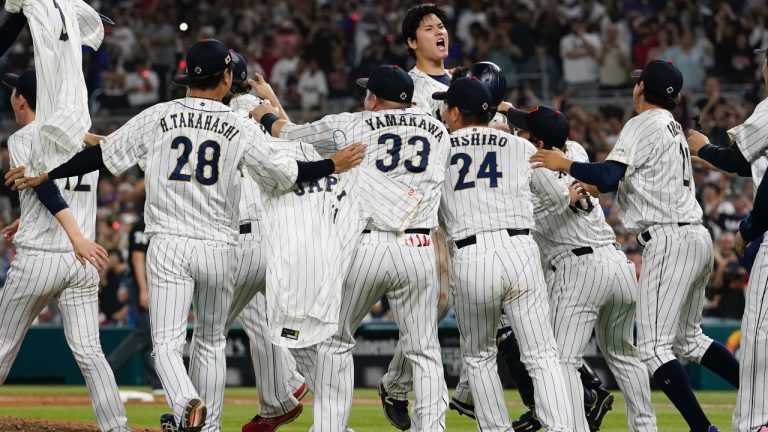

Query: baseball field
left=0, top=386, right=736, bottom=431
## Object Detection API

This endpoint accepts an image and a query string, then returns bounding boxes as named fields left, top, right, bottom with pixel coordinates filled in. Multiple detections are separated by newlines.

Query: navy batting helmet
left=467, top=62, right=507, bottom=108
left=231, top=51, right=248, bottom=86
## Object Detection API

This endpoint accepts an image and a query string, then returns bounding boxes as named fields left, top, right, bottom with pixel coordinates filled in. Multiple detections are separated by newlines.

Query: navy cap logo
left=194, top=66, right=202, bottom=74
left=400, top=92, right=407, bottom=100
left=241, top=71, right=247, bottom=79
left=225, top=54, right=231, bottom=65
left=666, top=86, right=674, bottom=94
left=482, top=102, right=489, bottom=111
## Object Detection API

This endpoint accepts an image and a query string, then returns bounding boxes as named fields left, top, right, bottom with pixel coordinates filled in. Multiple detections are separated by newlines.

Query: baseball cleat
left=705, top=426, right=720, bottom=432
left=378, top=381, right=411, bottom=430
left=586, top=388, right=614, bottom=431
left=448, top=397, right=476, bottom=420
left=293, top=382, right=309, bottom=401
left=181, top=397, right=207, bottom=431
left=160, top=414, right=178, bottom=432
left=512, top=409, right=542, bottom=432
left=242, top=404, right=303, bottom=432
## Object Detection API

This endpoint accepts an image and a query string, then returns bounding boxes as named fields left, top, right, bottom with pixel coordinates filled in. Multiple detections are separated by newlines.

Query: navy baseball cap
left=432, top=77, right=493, bottom=115
left=173, top=39, right=233, bottom=86
left=356, top=65, right=414, bottom=104
left=230, top=51, right=248, bottom=85
left=2, top=69, right=36, bottom=107
left=631, top=59, right=683, bottom=100
left=508, top=105, right=569, bottom=149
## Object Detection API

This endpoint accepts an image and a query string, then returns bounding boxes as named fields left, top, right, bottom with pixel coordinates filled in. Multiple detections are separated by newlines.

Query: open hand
left=247, top=73, right=279, bottom=103
left=687, top=130, right=709, bottom=156
left=72, top=236, right=109, bottom=270
left=2, top=218, right=19, bottom=242
left=250, top=103, right=279, bottom=123
left=568, top=181, right=587, bottom=204
left=5, top=166, right=48, bottom=191
left=530, top=149, right=572, bottom=172
left=331, top=143, right=367, bottom=173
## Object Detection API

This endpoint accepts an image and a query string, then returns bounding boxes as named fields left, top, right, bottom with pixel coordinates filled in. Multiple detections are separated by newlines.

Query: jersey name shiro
left=10, top=123, right=97, bottom=252
left=606, top=108, right=703, bottom=233
left=100, top=97, right=298, bottom=243
left=531, top=140, right=616, bottom=263
left=279, top=107, right=448, bottom=229
left=440, top=127, right=534, bottom=241
left=730, top=97, right=768, bottom=190
left=409, top=67, right=449, bottom=120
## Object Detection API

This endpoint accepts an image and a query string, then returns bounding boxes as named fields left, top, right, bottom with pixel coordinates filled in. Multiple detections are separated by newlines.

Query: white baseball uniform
left=440, top=126, right=572, bottom=431
left=99, top=97, right=300, bottom=431
left=532, top=140, right=656, bottom=431
left=409, top=66, right=449, bottom=120
left=606, top=108, right=714, bottom=374
left=727, top=97, right=768, bottom=432
left=280, top=107, right=449, bottom=431
left=0, top=123, right=129, bottom=431
left=10, top=0, right=103, bottom=175
left=223, top=93, right=305, bottom=418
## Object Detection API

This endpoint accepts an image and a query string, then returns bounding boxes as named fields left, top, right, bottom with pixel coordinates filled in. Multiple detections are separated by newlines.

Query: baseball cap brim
left=630, top=69, right=642, bottom=80
left=355, top=78, right=369, bottom=88
left=172, top=74, right=192, bottom=86
left=431, top=91, right=448, bottom=100
left=1, top=73, right=19, bottom=88
left=754, top=48, right=768, bottom=54
left=507, top=107, right=529, bottom=130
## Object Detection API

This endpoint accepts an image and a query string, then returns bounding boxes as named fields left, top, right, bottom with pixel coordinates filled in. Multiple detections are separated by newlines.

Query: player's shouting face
left=408, top=14, right=449, bottom=63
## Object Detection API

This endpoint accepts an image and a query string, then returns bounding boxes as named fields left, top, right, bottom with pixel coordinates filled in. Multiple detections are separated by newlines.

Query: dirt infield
left=0, top=416, right=155, bottom=432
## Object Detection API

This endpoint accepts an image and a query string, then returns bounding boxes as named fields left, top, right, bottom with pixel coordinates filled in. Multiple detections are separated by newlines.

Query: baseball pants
left=0, top=249, right=129, bottom=431
left=313, top=230, right=448, bottom=432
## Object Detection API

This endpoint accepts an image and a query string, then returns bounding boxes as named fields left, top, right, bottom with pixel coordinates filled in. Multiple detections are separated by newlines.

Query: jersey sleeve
left=242, top=122, right=299, bottom=191
left=606, top=117, right=657, bottom=171
left=530, top=168, right=570, bottom=215
left=729, top=102, right=768, bottom=163
left=279, top=113, right=355, bottom=154
left=7, top=129, right=32, bottom=169
left=101, top=107, right=156, bottom=175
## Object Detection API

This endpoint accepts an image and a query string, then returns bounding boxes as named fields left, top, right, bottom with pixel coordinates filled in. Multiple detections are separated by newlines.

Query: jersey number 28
left=168, top=137, right=220, bottom=185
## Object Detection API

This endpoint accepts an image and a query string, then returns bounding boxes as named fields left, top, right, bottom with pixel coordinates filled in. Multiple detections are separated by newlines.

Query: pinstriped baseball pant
left=312, top=231, right=448, bottom=432
left=147, top=235, right=234, bottom=432
left=450, top=231, right=573, bottom=432
left=0, top=249, right=129, bottom=431
left=734, top=236, right=768, bottom=432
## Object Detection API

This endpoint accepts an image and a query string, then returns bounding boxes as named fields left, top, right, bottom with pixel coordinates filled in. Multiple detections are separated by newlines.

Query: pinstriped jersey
left=730, top=97, right=768, bottom=192
left=606, top=109, right=702, bottom=234
left=23, top=0, right=104, bottom=175
left=230, top=93, right=268, bottom=225
left=440, top=127, right=534, bottom=241
left=410, top=67, right=449, bottom=120
left=9, top=123, right=97, bottom=252
left=531, top=140, right=616, bottom=264
left=100, top=97, right=299, bottom=244
left=279, top=107, right=448, bottom=229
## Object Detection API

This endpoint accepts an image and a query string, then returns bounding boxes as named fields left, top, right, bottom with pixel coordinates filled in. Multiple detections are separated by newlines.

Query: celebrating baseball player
left=6, top=39, right=365, bottom=432
left=687, top=47, right=768, bottom=432
left=510, top=105, right=657, bottom=431
left=531, top=60, right=740, bottom=432
left=251, top=64, right=449, bottom=431
left=0, top=70, right=129, bottom=432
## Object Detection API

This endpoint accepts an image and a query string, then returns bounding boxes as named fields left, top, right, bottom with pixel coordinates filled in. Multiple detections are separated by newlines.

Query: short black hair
left=189, top=67, right=231, bottom=91
left=450, top=66, right=468, bottom=82
left=401, top=4, right=448, bottom=58
left=13, top=89, right=35, bottom=112
left=642, top=85, right=676, bottom=110
left=447, top=102, right=493, bottom=126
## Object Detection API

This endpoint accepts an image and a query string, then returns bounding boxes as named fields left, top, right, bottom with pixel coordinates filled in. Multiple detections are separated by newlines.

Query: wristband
left=261, top=113, right=279, bottom=135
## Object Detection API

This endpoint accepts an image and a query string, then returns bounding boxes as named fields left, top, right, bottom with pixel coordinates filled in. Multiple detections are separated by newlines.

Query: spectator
left=662, top=28, right=710, bottom=89
left=298, top=57, right=328, bottom=122
left=271, top=44, right=300, bottom=101
left=560, top=16, right=602, bottom=95
left=455, top=0, right=486, bottom=52
left=327, top=47, right=352, bottom=99
left=99, top=250, right=130, bottom=325
left=125, top=61, right=160, bottom=108
left=598, top=23, right=630, bottom=88
left=521, top=41, right=560, bottom=98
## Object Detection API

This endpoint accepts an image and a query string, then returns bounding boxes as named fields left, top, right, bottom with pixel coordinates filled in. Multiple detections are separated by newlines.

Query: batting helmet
left=230, top=51, right=249, bottom=89
left=467, top=62, right=507, bottom=108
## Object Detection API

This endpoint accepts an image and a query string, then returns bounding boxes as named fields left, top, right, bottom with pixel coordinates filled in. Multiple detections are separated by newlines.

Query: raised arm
left=688, top=130, right=752, bottom=176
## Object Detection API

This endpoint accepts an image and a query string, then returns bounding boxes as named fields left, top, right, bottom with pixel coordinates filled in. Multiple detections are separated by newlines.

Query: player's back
left=103, top=97, right=271, bottom=243
left=440, top=127, right=534, bottom=241
left=9, top=123, right=97, bottom=252
left=607, top=109, right=702, bottom=233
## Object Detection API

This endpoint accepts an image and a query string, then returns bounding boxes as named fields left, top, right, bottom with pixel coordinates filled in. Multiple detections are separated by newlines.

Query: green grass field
left=0, top=386, right=736, bottom=431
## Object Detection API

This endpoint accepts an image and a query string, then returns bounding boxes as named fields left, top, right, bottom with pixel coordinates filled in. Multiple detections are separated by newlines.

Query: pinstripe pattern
left=734, top=236, right=768, bottom=431
left=606, top=109, right=702, bottom=234
left=313, top=231, right=447, bottom=432
left=731, top=98, right=768, bottom=188
left=0, top=251, right=128, bottom=431
left=451, top=232, right=572, bottom=431
left=635, top=224, right=714, bottom=372
left=22, top=0, right=103, bottom=175
left=147, top=235, right=234, bottom=431
left=550, top=247, right=656, bottom=431
left=409, top=67, right=449, bottom=119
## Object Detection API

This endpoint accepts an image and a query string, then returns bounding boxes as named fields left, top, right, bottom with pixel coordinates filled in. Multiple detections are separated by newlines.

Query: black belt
left=362, top=228, right=431, bottom=235
left=639, top=223, right=690, bottom=243
left=571, top=246, right=593, bottom=256
left=240, top=223, right=252, bottom=234
left=455, top=229, right=530, bottom=249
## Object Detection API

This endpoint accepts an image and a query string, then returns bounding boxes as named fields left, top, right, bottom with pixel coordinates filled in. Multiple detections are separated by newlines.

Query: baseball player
left=223, top=51, right=308, bottom=431
left=509, top=105, right=657, bottom=431
left=0, top=70, right=130, bottom=431
left=7, top=39, right=365, bottom=432
left=687, top=47, right=768, bottom=432
left=251, top=64, right=449, bottom=431
left=531, top=60, right=740, bottom=432
left=436, top=77, right=573, bottom=431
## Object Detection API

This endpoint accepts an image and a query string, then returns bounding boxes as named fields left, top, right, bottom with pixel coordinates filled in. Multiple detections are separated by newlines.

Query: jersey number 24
left=451, top=152, right=502, bottom=190
left=168, top=137, right=220, bottom=185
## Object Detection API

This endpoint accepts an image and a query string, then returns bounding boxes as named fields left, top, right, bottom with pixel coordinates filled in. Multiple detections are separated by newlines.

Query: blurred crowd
left=0, top=0, right=764, bottom=325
